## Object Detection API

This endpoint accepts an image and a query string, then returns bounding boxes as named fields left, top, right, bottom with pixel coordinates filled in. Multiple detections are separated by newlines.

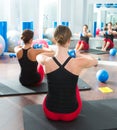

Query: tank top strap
left=52, top=56, right=72, bottom=67
left=22, top=47, right=32, bottom=57
left=62, top=56, right=72, bottom=67
left=52, top=57, right=61, bottom=67
left=22, top=47, right=31, bottom=51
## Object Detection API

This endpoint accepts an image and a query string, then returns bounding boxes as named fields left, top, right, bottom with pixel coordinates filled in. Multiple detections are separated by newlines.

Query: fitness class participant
left=14, top=29, right=54, bottom=86
left=36, top=25, right=97, bottom=121
left=101, top=22, right=117, bottom=51
left=75, top=24, right=92, bottom=51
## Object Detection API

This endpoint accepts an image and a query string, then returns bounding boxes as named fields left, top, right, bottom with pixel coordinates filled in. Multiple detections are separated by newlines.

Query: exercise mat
left=23, top=98, right=117, bottom=130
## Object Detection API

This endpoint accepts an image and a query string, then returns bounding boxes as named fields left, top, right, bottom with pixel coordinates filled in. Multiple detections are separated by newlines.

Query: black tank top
left=46, top=56, right=79, bottom=113
left=18, top=48, right=40, bottom=86
left=80, top=35, right=89, bottom=43
left=104, top=33, right=114, bottom=42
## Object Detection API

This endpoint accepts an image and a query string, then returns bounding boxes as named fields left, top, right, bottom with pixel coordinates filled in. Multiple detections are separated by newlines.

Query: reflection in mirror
left=89, top=3, right=117, bottom=36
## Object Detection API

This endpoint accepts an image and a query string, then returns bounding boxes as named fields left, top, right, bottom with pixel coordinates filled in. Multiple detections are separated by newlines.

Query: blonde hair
left=54, top=25, right=72, bottom=46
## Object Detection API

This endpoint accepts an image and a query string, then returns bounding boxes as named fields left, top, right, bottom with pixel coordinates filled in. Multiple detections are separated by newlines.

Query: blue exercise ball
left=96, top=69, right=109, bottom=83
left=68, top=49, right=76, bottom=58
left=33, top=43, right=42, bottom=49
left=109, top=48, right=117, bottom=56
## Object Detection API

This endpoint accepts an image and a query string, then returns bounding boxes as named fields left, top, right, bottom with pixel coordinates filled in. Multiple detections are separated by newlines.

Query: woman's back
left=46, top=56, right=79, bottom=113
left=37, top=25, right=97, bottom=121
left=15, top=29, right=54, bottom=86
left=18, top=48, right=40, bottom=86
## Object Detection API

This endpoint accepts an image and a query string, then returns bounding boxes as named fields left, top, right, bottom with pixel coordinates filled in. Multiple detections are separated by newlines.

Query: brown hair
left=108, top=22, right=112, bottom=26
left=54, top=25, right=72, bottom=46
left=83, top=24, right=88, bottom=29
left=21, top=29, right=34, bottom=44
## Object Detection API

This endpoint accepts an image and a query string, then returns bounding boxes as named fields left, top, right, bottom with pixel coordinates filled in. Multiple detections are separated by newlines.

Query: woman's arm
left=112, top=30, right=117, bottom=35
left=87, top=32, right=92, bottom=37
left=76, top=52, right=98, bottom=68
left=36, top=48, right=55, bottom=64
left=36, top=54, right=47, bottom=65
left=99, top=31, right=105, bottom=36
left=14, top=45, right=22, bottom=53
left=34, top=46, right=55, bottom=56
left=40, top=51, right=55, bottom=57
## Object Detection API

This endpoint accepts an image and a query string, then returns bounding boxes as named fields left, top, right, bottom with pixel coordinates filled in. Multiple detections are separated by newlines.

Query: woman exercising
left=75, top=24, right=92, bottom=51
left=36, top=25, right=98, bottom=121
left=101, top=22, right=117, bottom=51
left=14, top=29, right=54, bottom=86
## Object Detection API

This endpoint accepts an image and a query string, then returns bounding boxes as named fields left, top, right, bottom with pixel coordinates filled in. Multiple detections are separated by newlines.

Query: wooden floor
left=0, top=52, right=117, bottom=130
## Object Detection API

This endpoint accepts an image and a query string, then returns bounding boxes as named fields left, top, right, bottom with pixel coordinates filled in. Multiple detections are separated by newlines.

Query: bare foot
left=102, top=48, right=106, bottom=51
left=103, top=48, right=106, bottom=51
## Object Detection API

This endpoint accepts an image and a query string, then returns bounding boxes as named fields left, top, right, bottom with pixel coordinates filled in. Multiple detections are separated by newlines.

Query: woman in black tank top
left=37, top=25, right=97, bottom=121
left=18, top=47, right=41, bottom=86
left=14, top=29, right=54, bottom=86
left=75, top=24, right=92, bottom=51
left=101, top=22, right=117, bottom=51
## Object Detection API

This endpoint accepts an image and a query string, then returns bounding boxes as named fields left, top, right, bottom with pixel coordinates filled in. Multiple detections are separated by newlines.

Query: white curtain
left=0, top=0, right=58, bottom=38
